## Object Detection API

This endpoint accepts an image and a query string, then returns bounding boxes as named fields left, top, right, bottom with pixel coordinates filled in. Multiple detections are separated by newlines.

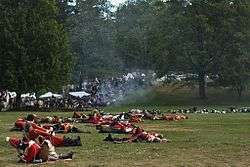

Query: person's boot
left=63, top=136, right=73, bottom=146
left=10, top=127, right=21, bottom=131
left=74, top=136, right=82, bottom=146
left=96, top=125, right=102, bottom=131
left=59, top=152, right=74, bottom=159
left=71, top=127, right=84, bottom=133
left=104, top=133, right=113, bottom=141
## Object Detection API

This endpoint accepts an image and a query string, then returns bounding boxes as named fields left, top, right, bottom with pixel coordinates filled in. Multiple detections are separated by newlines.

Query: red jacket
left=28, top=127, right=64, bottom=147
left=23, top=140, right=41, bottom=163
left=15, top=119, right=26, bottom=130
left=8, top=137, right=21, bottom=148
left=27, top=123, right=50, bottom=140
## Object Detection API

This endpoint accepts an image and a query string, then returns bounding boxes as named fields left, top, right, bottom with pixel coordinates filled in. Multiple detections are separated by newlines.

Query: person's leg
left=59, top=152, right=74, bottom=159
left=63, top=136, right=82, bottom=146
left=10, top=126, right=22, bottom=131
left=71, top=126, right=83, bottom=133
left=104, top=134, right=131, bottom=143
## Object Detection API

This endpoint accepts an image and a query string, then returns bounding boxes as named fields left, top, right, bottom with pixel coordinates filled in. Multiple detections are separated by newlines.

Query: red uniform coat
left=28, top=127, right=64, bottom=147
left=23, top=140, right=41, bottom=163
left=8, top=137, right=21, bottom=148
left=15, top=119, right=26, bottom=130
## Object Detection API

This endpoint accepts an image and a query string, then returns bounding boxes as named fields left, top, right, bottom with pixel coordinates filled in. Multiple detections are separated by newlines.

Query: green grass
left=1, top=87, right=250, bottom=167
left=0, top=111, right=250, bottom=167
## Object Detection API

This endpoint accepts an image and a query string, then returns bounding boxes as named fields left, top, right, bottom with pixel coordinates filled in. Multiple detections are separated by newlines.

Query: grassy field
left=0, top=110, right=250, bottom=167
left=1, top=86, right=250, bottom=167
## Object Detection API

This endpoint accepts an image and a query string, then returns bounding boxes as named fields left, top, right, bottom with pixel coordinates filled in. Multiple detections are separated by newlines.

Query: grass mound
left=119, top=86, right=250, bottom=107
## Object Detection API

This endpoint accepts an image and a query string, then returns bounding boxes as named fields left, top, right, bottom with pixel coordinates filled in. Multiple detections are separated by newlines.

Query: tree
left=219, top=57, right=250, bottom=98
left=0, top=0, right=73, bottom=103
left=114, top=0, right=155, bottom=70
left=217, top=0, right=250, bottom=97
left=156, top=0, right=250, bottom=98
left=70, top=0, right=123, bottom=80
left=55, top=0, right=77, bottom=29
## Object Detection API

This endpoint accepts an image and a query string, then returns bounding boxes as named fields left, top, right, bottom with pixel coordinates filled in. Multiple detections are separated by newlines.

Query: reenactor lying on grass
left=6, top=136, right=43, bottom=163
left=116, top=112, right=143, bottom=123
left=129, top=109, right=161, bottom=120
left=9, top=114, right=80, bottom=146
left=6, top=136, right=74, bottom=163
left=74, top=111, right=143, bottom=125
left=96, top=119, right=135, bottom=133
left=72, top=112, right=103, bottom=124
left=84, top=112, right=103, bottom=124
left=39, top=116, right=65, bottom=124
left=72, top=111, right=89, bottom=119
left=39, top=115, right=78, bottom=124
left=36, top=136, right=74, bottom=162
left=42, top=123, right=84, bottom=133
left=23, top=123, right=82, bottom=147
left=11, top=114, right=40, bottom=131
left=71, top=112, right=92, bottom=123
left=104, top=127, right=169, bottom=143
left=13, top=114, right=76, bottom=128
left=12, top=114, right=84, bottom=134
left=140, top=111, right=156, bottom=120
left=160, top=114, right=188, bottom=121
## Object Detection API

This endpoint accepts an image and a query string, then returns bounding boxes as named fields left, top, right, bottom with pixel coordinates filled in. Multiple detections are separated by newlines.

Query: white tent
left=39, top=92, right=62, bottom=99
left=21, top=93, right=36, bottom=99
left=9, top=92, right=17, bottom=98
left=69, top=91, right=90, bottom=98
left=123, top=73, right=135, bottom=81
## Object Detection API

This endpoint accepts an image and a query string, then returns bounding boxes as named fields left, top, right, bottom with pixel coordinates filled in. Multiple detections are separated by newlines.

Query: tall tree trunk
left=15, top=93, right=21, bottom=109
left=79, top=71, right=83, bottom=90
left=198, top=72, right=206, bottom=99
left=236, top=85, right=243, bottom=98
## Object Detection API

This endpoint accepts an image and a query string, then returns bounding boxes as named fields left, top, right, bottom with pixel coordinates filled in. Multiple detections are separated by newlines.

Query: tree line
left=0, top=0, right=250, bottom=99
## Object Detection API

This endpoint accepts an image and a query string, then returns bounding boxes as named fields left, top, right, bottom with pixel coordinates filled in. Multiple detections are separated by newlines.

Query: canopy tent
left=9, top=92, right=17, bottom=98
left=69, top=91, right=91, bottom=98
left=39, top=92, right=62, bottom=99
left=21, top=93, right=36, bottom=99
left=123, top=73, right=135, bottom=81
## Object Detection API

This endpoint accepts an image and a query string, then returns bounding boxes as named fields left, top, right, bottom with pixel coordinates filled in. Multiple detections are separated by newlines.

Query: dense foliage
left=70, top=0, right=123, bottom=79
left=110, top=0, right=250, bottom=98
left=0, top=0, right=73, bottom=95
left=0, top=0, right=250, bottom=98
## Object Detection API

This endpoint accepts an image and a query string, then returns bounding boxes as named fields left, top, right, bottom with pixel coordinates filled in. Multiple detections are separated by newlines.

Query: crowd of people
left=75, top=72, right=153, bottom=106
left=0, top=72, right=154, bottom=111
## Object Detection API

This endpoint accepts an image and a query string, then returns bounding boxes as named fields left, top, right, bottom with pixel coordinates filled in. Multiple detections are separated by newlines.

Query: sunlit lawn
left=0, top=109, right=250, bottom=167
